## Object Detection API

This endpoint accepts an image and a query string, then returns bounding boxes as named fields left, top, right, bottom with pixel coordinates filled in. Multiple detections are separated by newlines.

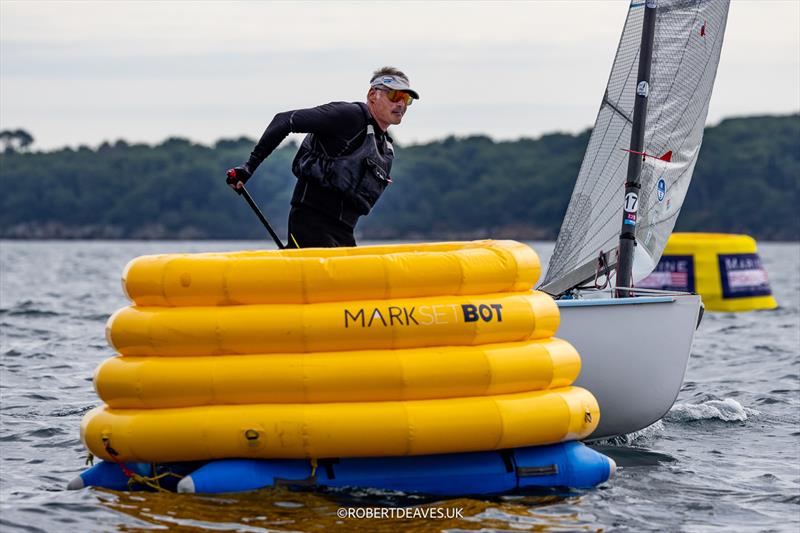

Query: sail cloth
left=541, top=0, right=730, bottom=294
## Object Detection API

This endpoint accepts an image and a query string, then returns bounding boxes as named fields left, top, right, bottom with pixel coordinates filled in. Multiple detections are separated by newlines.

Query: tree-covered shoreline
left=1, top=114, right=798, bottom=241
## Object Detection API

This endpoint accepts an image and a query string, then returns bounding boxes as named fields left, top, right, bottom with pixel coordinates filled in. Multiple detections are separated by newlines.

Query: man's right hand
left=226, top=166, right=252, bottom=190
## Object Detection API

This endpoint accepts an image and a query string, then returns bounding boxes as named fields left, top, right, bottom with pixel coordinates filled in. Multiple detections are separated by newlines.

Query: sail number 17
left=624, top=192, right=639, bottom=213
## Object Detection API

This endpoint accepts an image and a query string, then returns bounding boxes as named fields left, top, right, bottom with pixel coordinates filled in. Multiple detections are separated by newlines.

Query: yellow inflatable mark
left=662, top=233, right=777, bottom=312
left=106, top=292, right=559, bottom=356
left=81, top=240, right=606, bottom=463
left=81, top=387, right=600, bottom=463
left=95, top=338, right=581, bottom=408
left=122, top=240, right=540, bottom=306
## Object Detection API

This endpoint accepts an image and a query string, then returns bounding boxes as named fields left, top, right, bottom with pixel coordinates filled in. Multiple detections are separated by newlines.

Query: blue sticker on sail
left=718, top=253, right=772, bottom=299
left=657, top=179, right=666, bottom=201
left=638, top=255, right=695, bottom=293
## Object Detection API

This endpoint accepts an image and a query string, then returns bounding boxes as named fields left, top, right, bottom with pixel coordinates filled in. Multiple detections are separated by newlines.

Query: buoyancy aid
left=291, top=103, right=394, bottom=217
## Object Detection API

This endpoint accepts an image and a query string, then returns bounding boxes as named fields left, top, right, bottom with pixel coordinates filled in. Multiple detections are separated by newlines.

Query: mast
left=616, top=0, right=658, bottom=298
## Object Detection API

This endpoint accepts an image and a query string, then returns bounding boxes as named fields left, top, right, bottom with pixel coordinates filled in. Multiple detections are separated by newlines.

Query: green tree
left=0, top=115, right=797, bottom=240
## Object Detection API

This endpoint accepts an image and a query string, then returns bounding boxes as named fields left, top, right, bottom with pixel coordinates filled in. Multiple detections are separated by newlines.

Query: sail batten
left=542, top=0, right=730, bottom=293
left=603, top=96, right=634, bottom=125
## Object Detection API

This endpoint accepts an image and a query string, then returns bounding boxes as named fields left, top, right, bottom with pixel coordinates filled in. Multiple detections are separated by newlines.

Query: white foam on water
left=594, top=420, right=665, bottom=446
left=666, top=398, right=758, bottom=423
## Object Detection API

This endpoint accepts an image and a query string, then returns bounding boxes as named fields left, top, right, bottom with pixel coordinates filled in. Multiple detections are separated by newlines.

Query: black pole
left=616, top=1, right=657, bottom=298
left=237, top=186, right=286, bottom=249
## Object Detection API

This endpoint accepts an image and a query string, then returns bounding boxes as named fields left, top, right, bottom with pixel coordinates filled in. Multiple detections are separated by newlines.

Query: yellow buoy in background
left=639, top=233, right=777, bottom=312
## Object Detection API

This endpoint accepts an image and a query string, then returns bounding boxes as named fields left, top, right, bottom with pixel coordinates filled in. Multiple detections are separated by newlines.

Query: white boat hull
left=556, top=294, right=702, bottom=440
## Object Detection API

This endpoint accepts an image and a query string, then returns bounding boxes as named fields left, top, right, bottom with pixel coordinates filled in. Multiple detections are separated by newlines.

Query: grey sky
left=1, top=0, right=798, bottom=150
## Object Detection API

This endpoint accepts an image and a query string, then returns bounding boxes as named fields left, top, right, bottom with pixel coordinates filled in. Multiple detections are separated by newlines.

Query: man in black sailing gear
left=226, top=67, right=419, bottom=248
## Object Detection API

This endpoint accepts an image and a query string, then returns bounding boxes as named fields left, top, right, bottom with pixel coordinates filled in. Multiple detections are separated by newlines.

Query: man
left=226, top=67, right=419, bottom=248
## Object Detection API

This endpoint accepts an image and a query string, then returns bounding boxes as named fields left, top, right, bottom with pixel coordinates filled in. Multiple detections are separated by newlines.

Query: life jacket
left=291, top=102, right=394, bottom=217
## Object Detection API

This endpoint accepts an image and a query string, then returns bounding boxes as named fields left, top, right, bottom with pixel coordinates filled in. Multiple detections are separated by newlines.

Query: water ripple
left=0, top=240, right=797, bottom=533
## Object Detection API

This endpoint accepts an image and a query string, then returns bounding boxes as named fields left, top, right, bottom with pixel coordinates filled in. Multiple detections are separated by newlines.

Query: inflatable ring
left=95, top=338, right=580, bottom=408
left=107, top=291, right=559, bottom=357
left=122, top=240, right=540, bottom=306
left=81, top=387, right=600, bottom=462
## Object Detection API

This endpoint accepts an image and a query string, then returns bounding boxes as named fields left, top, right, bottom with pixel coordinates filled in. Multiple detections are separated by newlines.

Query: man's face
left=370, top=87, right=408, bottom=126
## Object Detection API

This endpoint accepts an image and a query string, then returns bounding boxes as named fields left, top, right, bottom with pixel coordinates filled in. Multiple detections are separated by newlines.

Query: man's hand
left=226, top=166, right=252, bottom=191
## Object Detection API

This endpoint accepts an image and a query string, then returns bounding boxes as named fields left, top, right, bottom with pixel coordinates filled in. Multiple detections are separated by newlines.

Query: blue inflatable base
left=72, top=441, right=614, bottom=496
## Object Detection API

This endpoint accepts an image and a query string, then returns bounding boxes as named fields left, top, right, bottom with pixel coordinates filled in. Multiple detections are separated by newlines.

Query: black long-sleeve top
left=246, top=101, right=388, bottom=172
left=245, top=101, right=394, bottom=227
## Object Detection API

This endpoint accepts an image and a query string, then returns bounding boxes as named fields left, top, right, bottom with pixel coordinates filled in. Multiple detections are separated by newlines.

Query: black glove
left=226, top=165, right=252, bottom=190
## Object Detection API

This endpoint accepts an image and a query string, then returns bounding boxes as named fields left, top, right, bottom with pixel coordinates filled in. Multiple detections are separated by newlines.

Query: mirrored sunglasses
left=379, top=88, right=414, bottom=106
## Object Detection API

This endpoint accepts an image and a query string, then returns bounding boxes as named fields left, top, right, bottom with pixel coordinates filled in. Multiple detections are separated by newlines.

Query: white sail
left=542, top=0, right=730, bottom=293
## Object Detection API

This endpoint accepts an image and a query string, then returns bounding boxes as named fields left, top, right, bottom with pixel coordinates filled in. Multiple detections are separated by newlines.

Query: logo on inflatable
left=344, top=303, right=504, bottom=328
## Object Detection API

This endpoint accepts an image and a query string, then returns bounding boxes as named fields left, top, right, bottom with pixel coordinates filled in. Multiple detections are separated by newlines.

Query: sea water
left=1, top=240, right=798, bottom=532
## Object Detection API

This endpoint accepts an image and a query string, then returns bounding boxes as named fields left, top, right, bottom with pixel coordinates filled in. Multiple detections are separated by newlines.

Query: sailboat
left=540, top=0, right=730, bottom=439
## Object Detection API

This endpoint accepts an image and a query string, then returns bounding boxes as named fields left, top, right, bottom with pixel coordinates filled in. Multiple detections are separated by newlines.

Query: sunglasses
left=378, top=88, right=414, bottom=106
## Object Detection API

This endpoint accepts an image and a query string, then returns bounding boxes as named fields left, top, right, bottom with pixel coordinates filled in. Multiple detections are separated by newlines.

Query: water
left=1, top=240, right=798, bottom=532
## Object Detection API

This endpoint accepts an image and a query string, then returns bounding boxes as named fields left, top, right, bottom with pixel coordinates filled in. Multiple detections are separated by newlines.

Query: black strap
left=500, top=450, right=515, bottom=473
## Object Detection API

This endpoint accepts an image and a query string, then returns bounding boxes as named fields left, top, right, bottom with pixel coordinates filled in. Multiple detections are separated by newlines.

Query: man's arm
left=246, top=102, right=364, bottom=173
left=226, top=102, right=365, bottom=190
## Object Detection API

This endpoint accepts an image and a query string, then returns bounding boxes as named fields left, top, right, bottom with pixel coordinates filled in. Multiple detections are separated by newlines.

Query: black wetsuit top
left=246, top=102, right=393, bottom=240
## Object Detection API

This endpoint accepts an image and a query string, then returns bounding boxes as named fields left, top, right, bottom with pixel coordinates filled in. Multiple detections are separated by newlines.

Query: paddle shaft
left=237, top=186, right=285, bottom=249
